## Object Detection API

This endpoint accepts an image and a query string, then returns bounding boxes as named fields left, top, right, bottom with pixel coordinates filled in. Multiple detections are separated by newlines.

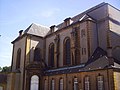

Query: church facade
left=1, top=2, right=120, bottom=90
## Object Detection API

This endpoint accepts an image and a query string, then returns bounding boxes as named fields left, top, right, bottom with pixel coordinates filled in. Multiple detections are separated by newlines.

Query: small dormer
left=64, top=17, right=73, bottom=27
left=50, top=25, right=56, bottom=33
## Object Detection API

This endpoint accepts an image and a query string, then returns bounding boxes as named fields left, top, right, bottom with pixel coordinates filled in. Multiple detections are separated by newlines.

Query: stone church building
left=0, top=2, right=120, bottom=90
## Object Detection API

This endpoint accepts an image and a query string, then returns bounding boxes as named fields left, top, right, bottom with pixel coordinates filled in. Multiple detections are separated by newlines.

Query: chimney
left=19, top=30, right=23, bottom=36
left=64, top=17, right=72, bottom=26
left=50, top=25, right=56, bottom=33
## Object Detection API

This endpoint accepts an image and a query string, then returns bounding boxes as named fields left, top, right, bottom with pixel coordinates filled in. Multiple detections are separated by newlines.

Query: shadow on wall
left=25, top=39, right=47, bottom=69
left=110, top=31, right=120, bottom=62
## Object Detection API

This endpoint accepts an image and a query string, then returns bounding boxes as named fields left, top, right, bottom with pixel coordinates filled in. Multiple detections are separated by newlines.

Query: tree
left=0, top=66, right=2, bottom=72
left=1, top=66, right=11, bottom=72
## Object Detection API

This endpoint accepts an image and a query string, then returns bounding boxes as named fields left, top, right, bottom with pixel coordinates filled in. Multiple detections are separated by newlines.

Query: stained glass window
left=65, top=38, right=71, bottom=65
left=49, top=43, right=54, bottom=67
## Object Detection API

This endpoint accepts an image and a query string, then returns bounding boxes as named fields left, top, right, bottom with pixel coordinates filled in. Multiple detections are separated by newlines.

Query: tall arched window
left=74, top=77, right=78, bottom=90
left=64, top=38, right=71, bottom=65
left=97, top=75, right=104, bottom=90
left=51, top=79, right=55, bottom=90
left=44, top=79, right=47, bottom=90
left=84, top=76, right=90, bottom=90
left=59, top=78, right=63, bottom=90
left=16, top=48, right=21, bottom=69
left=49, top=43, right=54, bottom=67
left=34, top=48, right=41, bottom=61
left=30, top=75, right=39, bottom=90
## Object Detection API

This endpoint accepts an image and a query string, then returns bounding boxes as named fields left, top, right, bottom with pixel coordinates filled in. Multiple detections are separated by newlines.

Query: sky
left=0, top=0, right=120, bottom=67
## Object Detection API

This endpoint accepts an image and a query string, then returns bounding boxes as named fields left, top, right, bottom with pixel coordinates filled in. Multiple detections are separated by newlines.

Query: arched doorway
left=0, top=86, right=3, bottom=90
left=30, top=75, right=39, bottom=90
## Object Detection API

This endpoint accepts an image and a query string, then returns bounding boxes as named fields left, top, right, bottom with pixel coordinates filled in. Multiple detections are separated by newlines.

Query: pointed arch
left=48, top=43, right=55, bottom=67
left=63, top=37, right=71, bottom=65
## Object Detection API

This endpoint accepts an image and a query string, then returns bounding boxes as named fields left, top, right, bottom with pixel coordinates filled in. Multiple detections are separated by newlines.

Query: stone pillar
left=71, top=28, right=77, bottom=65
left=107, top=47, right=114, bottom=66
left=54, top=34, right=60, bottom=67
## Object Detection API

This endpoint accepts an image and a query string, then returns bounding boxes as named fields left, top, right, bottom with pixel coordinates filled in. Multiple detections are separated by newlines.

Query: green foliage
left=0, top=66, right=11, bottom=73
left=0, top=66, right=2, bottom=71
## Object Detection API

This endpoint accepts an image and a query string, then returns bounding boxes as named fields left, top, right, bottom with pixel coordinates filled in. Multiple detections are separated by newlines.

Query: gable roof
left=86, top=47, right=107, bottom=65
left=24, top=23, right=50, bottom=37
left=56, top=2, right=107, bottom=30
left=85, top=47, right=120, bottom=69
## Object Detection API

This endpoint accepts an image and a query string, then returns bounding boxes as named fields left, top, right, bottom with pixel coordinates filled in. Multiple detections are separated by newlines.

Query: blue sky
left=0, top=0, right=120, bottom=67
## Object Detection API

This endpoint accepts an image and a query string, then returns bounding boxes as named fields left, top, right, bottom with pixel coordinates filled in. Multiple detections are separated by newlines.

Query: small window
left=81, top=29, right=85, bottom=37
left=16, top=48, right=21, bottom=69
left=82, top=48, right=86, bottom=55
left=59, top=78, right=63, bottom=90
left=84, top=76, right=90, bottom=90
left=74, top=77, right=78, bottom=90
left=97, top=76, right=104, bottom=90
left=84, top=48, right=86, bottom=54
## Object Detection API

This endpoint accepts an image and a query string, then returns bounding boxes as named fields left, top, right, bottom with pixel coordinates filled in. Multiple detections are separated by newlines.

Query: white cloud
left=40, top=8, right=60, bottom=18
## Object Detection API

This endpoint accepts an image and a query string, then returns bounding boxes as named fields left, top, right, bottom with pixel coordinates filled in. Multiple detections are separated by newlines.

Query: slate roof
left=44, top=64, right=85, bottom=76
left=12, top=2, right=108, bottom=43
left=24, top=23, right=50, bottom=37
left=85, top=47, right=107, bottom=65
left=44, top=47, right=120, bottom=76
left=56, top=2, right=106, bottom=30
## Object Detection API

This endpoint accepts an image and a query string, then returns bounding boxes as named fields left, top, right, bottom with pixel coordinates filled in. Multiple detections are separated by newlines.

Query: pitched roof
left=86, top=47, right=107, bottom=65
left=56, top=2, right=106, bottom=30
left=24, top=23, right=50, bottom=37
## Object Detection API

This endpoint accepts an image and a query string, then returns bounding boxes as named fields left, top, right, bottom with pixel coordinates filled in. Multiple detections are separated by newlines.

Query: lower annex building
left=0, top=2, right=120, bottom=90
